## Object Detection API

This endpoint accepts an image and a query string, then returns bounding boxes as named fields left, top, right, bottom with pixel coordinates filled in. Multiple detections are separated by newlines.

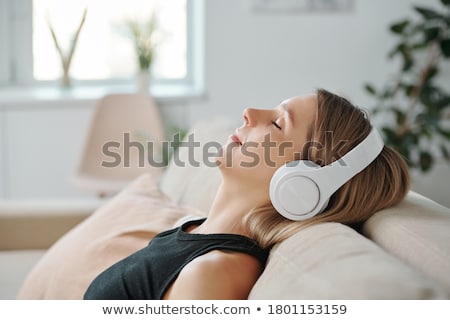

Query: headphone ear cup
left=270, top=128, right=385, bottom=221
left=270, top=160, right=322, bottom=221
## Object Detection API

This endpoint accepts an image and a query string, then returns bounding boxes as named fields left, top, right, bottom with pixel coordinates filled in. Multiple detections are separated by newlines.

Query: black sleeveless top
left=83, top=218, right=270, bottom=300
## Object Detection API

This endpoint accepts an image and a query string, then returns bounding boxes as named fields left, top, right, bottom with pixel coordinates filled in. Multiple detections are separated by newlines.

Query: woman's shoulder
left=163, top=250, right=262, bottom=299
left=189, top=249, right=262, bottom=276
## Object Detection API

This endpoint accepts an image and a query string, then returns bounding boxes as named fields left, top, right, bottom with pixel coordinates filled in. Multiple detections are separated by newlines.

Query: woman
left=84, top=88, right=410, bottom=300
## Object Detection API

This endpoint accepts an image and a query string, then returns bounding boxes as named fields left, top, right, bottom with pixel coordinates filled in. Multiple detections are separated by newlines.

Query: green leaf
left=416, top=112, right=439, bottom=128
left=393, top=108, right=406, bottom=126
left=396, top=43, right=414, bottom=71
left=410, top=22, right=426, bottom=36
left=437, top=96, right=450, bottom=108
left=441, top=0, right=450, bottom=6
left=414, top=6, right=444, bottom=20
left=419, top=151, right=433, bottom=172
left=419, top=85, right=441, bottom=111
left=424, top=26, right=440, bottom=42
left=403, top=131, right=419, bottom=146
left=400, top=149, right=412, bottom=164
left=388, top=43, right=404, bottom=58
left=419, top=85, right=450, bottom=112
left=425, top=66, right=439, bottom=81
left=429, top=90, right=450, bottom=109
left=402, top=54, right=414, bottom=71
left=441, top=144, right=450, bottom=160
left=437, top=128, right=450, bottom=139
left=381, top=127, right=398, bottom=145
left=411, top=42, right=429, bottom=50
left=381, top=127, right=417, bottom=162
left=440, top=38, right=450, bottom=57
left=404, top=84, right=416, bottom=97
left=398, top=139, right=413, bottom=163
left=421, top=126, right=433, bottom=139
left=364, top=84, right=377, bottom=96
left=390, top=19, right=410, bottom=34
left=381, top=86, right=395, bottom=99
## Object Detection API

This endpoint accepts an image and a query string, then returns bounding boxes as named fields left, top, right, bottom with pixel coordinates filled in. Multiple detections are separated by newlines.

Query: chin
left=215, top=142, right=238, bottom=168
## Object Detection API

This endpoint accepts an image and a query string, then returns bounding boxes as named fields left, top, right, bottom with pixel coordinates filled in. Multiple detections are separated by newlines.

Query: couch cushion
left=0, top=250, right=46, bottom=299
left=160, top=117, right=236, bottom=213
left=362, top=191, right=450, bottom=293
left=17, top=173, right=203, bottom=299
left=250, top=222, right=448, bottom=299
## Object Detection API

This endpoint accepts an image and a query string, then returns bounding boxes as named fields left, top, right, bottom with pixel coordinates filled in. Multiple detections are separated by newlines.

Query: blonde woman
left=84, top=88, right=410, bottom=300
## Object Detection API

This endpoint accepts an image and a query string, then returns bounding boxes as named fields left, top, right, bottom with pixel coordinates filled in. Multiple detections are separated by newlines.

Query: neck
left=196, top=179, right=269, bottom=236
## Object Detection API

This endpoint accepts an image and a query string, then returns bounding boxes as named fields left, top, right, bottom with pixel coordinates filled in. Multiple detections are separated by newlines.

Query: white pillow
left=250, top=222, right=448, bottom=299
left=363, top=191, right=450, bottom=294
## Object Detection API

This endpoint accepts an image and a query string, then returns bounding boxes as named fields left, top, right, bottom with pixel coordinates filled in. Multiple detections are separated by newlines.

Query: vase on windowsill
left=61, top=70, right=71, bottom=89
left=122, top=14, right=157, bottom=95
left=135, top=69, right=151, bottom=94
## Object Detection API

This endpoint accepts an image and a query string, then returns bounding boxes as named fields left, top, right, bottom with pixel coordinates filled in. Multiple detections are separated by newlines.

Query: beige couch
left=1, top=117, right=450, bottom=299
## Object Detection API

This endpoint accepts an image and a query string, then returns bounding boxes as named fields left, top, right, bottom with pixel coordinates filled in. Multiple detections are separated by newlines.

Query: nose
left=242, top=108, right=261, bottom=127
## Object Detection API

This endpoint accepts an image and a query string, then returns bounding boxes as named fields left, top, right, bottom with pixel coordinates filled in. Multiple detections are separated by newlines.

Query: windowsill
left=0, top=83, right=205, bottom=107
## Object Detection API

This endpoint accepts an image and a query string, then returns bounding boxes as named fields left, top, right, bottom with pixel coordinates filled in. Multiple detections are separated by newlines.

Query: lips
left=231, top=133, right=242, bottom=145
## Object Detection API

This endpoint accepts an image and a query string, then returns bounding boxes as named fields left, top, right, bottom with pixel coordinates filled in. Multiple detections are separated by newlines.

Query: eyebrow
left=280, top=103, right=295, bottom=126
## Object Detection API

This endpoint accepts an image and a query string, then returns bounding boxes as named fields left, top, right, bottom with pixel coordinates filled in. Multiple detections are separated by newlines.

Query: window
left=1, top=0, right=203, bottom=91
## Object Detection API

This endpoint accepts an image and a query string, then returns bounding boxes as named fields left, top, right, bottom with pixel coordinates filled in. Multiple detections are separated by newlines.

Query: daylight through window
left=32, top=0, right=187, bottom=82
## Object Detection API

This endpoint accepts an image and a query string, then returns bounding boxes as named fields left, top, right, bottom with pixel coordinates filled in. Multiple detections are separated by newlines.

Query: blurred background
left=0, top=0, right=449, bottom=207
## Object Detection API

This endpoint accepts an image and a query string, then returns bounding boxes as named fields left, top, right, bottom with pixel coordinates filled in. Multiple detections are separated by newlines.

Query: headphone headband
left=320, top=127, right=385, bottom=191
left=270, top=127, right=384, bottom=221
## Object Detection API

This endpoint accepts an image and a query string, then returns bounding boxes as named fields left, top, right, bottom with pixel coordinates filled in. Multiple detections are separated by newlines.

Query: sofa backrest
left=249, top=221, right=447, bottom=299
left=363, top=192, right=450, bottom=292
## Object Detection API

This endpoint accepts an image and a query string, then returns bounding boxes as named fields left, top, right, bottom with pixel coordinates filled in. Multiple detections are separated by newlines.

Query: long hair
left=243, top=88, right=410, bottom=249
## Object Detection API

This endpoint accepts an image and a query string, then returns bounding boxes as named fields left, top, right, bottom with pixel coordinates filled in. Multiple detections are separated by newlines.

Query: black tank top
left=83, top=218, right=270, bottom=300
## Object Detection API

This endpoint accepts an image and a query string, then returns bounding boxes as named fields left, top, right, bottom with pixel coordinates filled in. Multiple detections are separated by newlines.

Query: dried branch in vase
left=47, top=7, right=88, bottom=88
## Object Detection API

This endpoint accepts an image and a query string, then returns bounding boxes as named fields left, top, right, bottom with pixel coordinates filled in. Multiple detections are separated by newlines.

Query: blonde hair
left=243, top=88, right=410, bottom=249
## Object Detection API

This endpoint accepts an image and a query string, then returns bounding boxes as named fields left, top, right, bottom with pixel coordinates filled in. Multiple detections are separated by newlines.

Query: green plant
left=161, top=124, right=189, bottom=167
left=132, top=123, right=188, bottom=168
left=123, top=14, right=158, bottom=71
left=365, top=0, right=450, bottom=172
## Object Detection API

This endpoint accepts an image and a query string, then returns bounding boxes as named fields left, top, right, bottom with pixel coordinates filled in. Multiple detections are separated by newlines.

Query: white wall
left=185, top=0, right=449, bottom=122
left=3, top=103, right=94, bottom=198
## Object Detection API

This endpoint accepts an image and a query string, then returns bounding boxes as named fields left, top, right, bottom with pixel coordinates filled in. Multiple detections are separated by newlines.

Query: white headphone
left=269, top=128, right=384, bottom=221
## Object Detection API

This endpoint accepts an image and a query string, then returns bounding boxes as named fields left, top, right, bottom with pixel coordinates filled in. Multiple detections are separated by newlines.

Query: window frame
left=1, top=0, right=204, bottom=93
left=0, top=1, right=11, bottom=86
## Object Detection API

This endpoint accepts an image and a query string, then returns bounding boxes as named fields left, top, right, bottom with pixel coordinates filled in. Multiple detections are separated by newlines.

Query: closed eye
left=272, top=121, right=282, bottom=130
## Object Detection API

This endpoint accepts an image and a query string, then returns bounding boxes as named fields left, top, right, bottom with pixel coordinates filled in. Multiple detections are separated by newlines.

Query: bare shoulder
left=163, top=250, right=262, bottom=300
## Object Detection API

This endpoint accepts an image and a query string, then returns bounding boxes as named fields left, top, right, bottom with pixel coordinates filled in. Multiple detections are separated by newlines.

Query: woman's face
left=218, top=94, right=318, bottom=187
